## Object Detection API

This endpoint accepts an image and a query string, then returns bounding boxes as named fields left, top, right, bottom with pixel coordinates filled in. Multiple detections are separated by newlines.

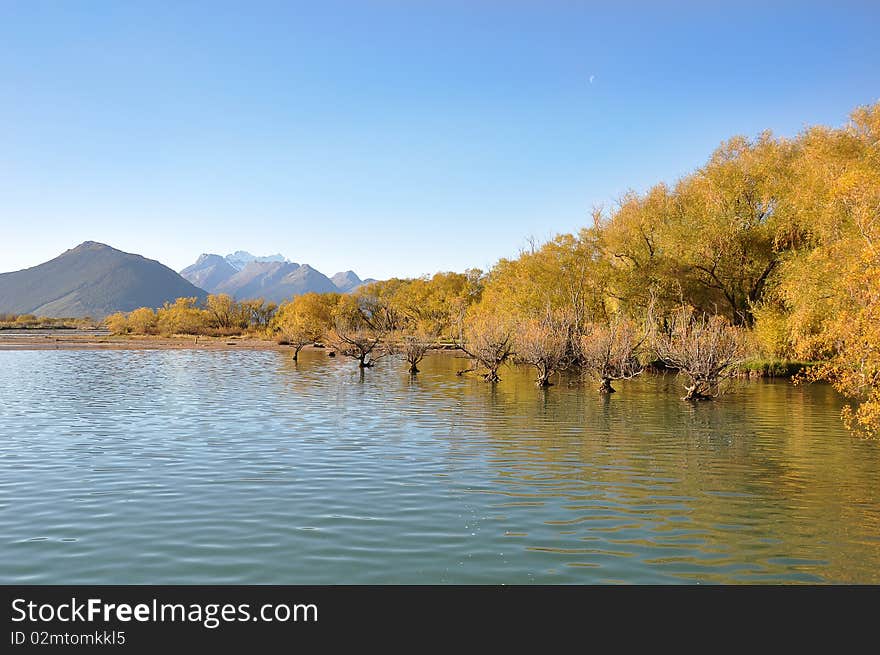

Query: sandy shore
left=0, top=330, right=289, bottom=351
left=0, top=330, right=464, bottom=355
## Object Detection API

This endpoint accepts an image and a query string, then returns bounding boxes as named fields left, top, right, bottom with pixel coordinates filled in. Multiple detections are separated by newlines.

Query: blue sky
left=1, top=1, right=878, bottom=279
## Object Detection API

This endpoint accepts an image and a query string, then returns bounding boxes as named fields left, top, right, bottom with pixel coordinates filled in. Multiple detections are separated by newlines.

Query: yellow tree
left=156, top=297, right=209, bottom=336
left=663, top=133, right=796, bottom=325
left=105, top=312, right=128, bottom=335
left=787, top=102, right=880, bottom=437
left=127, top=307, right=157, bottom=335
left=272, top=292, right=337, bottom=360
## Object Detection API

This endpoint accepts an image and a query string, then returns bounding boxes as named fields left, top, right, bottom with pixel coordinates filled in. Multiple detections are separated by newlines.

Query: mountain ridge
left=0, top=241, right=208, bottom=318
left=180, top=252, right=376, bottom=300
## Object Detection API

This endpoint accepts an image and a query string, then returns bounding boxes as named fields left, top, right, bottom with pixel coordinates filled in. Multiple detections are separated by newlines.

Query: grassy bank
left=739, top=359, right=817, bottom=378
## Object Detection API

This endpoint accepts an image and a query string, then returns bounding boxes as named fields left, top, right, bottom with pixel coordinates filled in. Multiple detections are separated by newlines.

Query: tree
left=127, top=307, right=157, bottom=335
left=578, top=315, right=645, bottom=393
left=206, top=294, right=247, bottom=331
left=653, top=307, right=745, bottom=400
left=328, top=295, right=388, bottom=368
left=514, top=310, right=573, bottom=387
left=156, top=297, right=209, bottom=336
left=457, top=309, right=515, bottom=382
left=272, top=293, right=335, bottom=361
left=391, top=328, right=437, bottom=374
left=105, top=312, right=128, bottom=335
left=240, top=298, right=278, bottom=331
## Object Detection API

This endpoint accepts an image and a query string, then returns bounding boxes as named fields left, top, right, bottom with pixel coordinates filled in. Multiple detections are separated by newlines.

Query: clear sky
left=1, top=1, right=878, bottom=279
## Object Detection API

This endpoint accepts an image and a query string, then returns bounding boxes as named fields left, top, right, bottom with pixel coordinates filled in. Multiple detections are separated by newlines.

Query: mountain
left=179, top=254, right=239, bottom=292
left=331, top=271, right=377, bottom=293
left=0, top=241, right=207, bottom=318
left=180, top=252, right=376, bottom=300
left=225, top=251, right=287, bottom=271
left=212, top=261, right=339, bottom=303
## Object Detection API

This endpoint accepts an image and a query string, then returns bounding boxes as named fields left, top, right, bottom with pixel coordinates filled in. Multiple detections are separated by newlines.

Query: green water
left=1, top=348, right=878, bottom=583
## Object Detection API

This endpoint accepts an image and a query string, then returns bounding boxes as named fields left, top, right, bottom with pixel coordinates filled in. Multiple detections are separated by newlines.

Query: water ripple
left=0, top=348, right=878, bottom=583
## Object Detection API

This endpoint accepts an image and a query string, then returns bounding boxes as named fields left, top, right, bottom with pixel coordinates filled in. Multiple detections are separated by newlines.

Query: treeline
left=106, top=101, right=880, bottom=437
left=106, top=296, right=278, bottom=338
left=0, top=313, right=96, bottom=330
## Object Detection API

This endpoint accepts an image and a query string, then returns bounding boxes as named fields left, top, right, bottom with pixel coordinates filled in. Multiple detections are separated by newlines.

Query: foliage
left=271, top=293, right=336, bottom=359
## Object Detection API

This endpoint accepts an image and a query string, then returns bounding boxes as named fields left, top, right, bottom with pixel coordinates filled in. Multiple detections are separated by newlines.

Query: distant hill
left=181, top=252, right=376, bottom=300
left=180, top=254, right=239, bottom=292
left=0, top=241, right=208, bottom=318
left=331, top=270, right=377, bottom=293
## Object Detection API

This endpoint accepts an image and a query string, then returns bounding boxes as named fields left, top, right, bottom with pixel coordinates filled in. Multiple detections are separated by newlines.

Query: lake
left=1, top=348, right=878, bottom=583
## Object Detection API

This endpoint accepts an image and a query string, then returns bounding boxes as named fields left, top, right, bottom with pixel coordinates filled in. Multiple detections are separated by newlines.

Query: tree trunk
left=598, top=377, right=616, bottom=393
left=409, top=362, right=420, bottom=374
left=682, top=384, right=712, bottom=401
left=484, top=368, right=500, bottom=383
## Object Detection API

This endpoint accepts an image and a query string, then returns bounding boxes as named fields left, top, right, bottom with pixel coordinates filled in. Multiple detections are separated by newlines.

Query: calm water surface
left=1, top=348, right=878, bottom=583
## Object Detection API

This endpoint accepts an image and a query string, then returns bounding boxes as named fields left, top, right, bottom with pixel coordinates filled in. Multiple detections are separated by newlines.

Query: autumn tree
left=127, top=307, right=157, bottom=335
left=457, top=309, right=515, bottom=382
left=514, top=309, right=573, bottom=387
left=105, top=312, right=128, bottom=335
left=653, top=307, right=745, bottom=401
left=328, top=295, right=389, bottom=368
left=786, top=102, right=880, bottom=437
left=391, top=327, right=438, bottom=374
left=240, top=298, right=278, bottom=332
left=272, top=293, right=336, bottom=361
left=578, top=315, right=645, bottom=393
left=205, top=294, right=247, bottom=331
left=156, top=297, right=209, bottom=336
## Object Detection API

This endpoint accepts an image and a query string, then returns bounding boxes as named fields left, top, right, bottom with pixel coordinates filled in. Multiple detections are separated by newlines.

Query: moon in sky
left=589, top=75, right=595, bottom=84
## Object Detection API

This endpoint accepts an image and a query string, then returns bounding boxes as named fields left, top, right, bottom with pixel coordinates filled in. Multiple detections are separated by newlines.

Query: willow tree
left=205, top=294, right=247, bottom=330
left=328, top=295, right=388, bottom=369
left=478, top=230, right=608, bottom=340
left=653, top=307, right=745, bottom=401
left=272, top=292, right=336, bottom=361
left=457, top=310, right=515, bottom=383
left=579, top=315, right=645, bottom=393
left=663, top=134, right=795, bottom=326
left=391, top=328, right=437, bottom=374
left=784, top=102, right=880, bottom=437
left=515, top=310, right=573, bottom=387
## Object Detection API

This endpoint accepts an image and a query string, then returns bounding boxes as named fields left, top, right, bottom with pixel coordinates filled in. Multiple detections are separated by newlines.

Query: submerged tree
left=391, top=328, right=437, bottom=374
left=457, top=311, right=515, bottom=382
left=328, top=295, right=389, bottom=368
left=579, top=315, right=645, bottom=393
left=328, top=317, right=387, bottom=368
left=515, top=310, right=573, bottom=387
left=653, top=307, right=744, bottom=400
left=272, top=293, right=335, bottom=361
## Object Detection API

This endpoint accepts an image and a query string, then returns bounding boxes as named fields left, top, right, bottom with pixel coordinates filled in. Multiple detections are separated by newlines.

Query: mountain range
left=179, top=251, right=375, bottom=302
left=0, top=243, right=378, bottom=318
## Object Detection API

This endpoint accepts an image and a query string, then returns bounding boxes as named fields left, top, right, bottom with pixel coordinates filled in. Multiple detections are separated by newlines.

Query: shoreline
left=0, top=331, right=464, bottom=355
left=0, top=332, right=291, bottom=351
left=0, top=330, right=808, bottom=378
